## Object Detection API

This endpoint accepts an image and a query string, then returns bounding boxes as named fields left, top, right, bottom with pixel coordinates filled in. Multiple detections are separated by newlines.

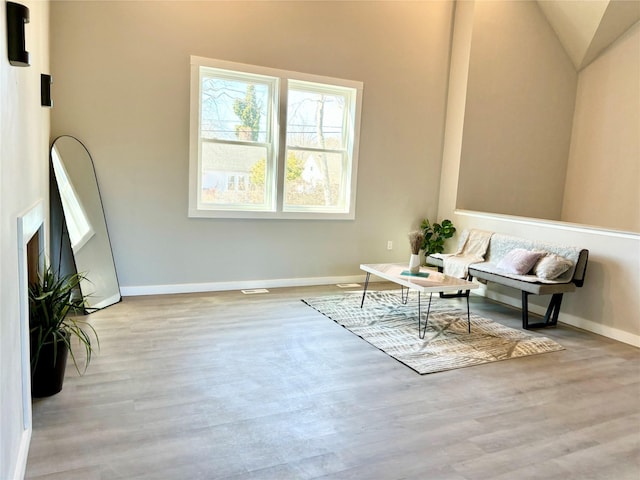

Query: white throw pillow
left=497, top=249, right=543, bottom=275
left=534, top=254, right=573, bottom=280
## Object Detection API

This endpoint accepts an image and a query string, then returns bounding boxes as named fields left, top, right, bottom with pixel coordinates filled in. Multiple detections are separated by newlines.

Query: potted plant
left=29, top=265, right=98, bottom=397
left=420, top=218, right=456, bottom=257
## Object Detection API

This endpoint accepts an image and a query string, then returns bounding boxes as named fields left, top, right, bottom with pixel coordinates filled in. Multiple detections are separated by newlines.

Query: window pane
left=283, top=149, right=347, bottom=211
left=200, top=75, right=270, bottom=143
left=200, top=142, right=272, bottom=209
left=287, top=87, right=347, bottom=150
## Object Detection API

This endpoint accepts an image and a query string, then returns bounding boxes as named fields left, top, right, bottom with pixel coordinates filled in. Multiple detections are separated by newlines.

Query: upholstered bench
left=426, top=232, right=589, bottom=329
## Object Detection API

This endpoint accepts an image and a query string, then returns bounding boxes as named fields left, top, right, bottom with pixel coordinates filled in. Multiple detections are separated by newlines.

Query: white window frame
left=189, top=56, right=363, bottom=220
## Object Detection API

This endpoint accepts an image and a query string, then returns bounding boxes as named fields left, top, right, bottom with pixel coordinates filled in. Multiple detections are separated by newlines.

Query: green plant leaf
left=420, top=218, right=457, bottom=255
left=29, top=264, right=99, bottom=375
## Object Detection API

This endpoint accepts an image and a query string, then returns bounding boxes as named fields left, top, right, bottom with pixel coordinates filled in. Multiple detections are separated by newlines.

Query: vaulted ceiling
left=536, top=0, right=640, bottom=70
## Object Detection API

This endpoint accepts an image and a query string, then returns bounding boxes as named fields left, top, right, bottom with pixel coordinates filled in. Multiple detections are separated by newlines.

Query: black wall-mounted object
left=41, top=74, right=53, bottom=107
left=6, top=1, right=30, bottom=66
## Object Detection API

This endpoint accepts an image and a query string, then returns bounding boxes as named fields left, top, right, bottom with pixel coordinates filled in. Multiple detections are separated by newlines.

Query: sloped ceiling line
left=536, top=0, right=640, bottom=71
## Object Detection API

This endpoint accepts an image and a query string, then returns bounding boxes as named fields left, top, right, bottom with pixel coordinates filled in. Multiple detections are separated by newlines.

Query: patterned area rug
left=302, top=290, right=564, bottom=374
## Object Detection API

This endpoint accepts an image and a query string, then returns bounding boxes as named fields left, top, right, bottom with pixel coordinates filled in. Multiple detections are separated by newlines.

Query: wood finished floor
left=25, top=283, right=640, bottom=480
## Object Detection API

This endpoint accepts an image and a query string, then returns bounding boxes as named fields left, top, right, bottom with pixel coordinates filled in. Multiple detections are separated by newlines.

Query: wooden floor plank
left=25, top=284, right=640, bottom=479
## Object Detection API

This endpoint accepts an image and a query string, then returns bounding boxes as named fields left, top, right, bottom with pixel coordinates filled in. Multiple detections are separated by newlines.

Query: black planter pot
left=31, top=333, right=68, bottom=398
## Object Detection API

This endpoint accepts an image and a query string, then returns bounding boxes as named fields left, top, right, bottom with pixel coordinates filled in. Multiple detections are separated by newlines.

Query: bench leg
left=543, top=293, right=563, bottom=326
left=522, top=291, right=530, bottom=329
left=522, top=292, right=564, bottom=329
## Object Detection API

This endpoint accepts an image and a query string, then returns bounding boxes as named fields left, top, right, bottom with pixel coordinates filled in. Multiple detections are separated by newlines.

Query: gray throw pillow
left=534, top=253, right=573, bottom=280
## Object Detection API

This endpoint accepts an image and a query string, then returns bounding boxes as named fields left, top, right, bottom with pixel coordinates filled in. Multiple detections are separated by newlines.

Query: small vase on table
left=407, top=230, right=424, bottom=274
left=409, top=254, right=421, bottom=274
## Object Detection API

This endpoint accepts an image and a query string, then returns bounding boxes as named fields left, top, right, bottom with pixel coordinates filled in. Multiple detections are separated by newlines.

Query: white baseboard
left=559, top=313, right=640, bottom=348
left=120, top=274, right=367, bottom=297
left=483, top=290, right=640, bottom=348
left=11, top=428, right=31, bottom=480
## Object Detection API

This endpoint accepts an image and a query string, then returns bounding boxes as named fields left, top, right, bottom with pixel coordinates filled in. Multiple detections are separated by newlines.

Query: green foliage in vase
left=420, top=218, right=456, bottom=255
left=29, top=265, right=99, bottom=375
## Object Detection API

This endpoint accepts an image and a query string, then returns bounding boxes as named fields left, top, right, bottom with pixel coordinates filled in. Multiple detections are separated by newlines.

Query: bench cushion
left=468, top=264, right=578, bottom=295
left=484, top=233, right=583, bottom=283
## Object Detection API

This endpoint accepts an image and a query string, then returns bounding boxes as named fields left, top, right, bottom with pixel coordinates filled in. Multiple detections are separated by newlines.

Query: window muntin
left=189, top=56, right=362, bottom=219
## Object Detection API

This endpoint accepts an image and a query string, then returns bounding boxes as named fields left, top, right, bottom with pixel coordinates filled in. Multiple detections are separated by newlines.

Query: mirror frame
left=49, top=135, right=121, bottom=311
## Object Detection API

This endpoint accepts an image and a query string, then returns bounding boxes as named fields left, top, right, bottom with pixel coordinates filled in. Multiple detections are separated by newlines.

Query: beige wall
left=1, top=1, right=50, bottom=477
left=3, top=1, right=636, bottom=474
left=562, top=22, right=640, bottom=232
left=456, top=0, right=577, bottom=220
left=50, top=1, right=454, bottom=291
left=440, top=1, right=640, bottom=346
left=456, top=1, right=639, bottom=234
left=47, top=0, right=639, bottom=339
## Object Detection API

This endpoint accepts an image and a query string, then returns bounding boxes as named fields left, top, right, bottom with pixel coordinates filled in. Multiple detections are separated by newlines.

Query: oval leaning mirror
left=50, top=135, right=121, bottom=311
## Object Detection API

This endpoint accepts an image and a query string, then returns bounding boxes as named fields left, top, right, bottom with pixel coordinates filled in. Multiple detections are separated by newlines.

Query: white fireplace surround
left=15, top=200, right=45, bottom=478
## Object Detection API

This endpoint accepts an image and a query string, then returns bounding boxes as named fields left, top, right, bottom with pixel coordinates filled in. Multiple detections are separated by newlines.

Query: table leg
left=466, top=292, right=471, bottom=333
left=419, top=292, right=433, bottom=339
left=360, top=272, right=371, bottom=308
left=401, top=285, right=409, bottom=304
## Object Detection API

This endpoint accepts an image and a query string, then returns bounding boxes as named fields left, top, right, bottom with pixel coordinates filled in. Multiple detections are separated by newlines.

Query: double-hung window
left=189, top=56, right=363, bottom=219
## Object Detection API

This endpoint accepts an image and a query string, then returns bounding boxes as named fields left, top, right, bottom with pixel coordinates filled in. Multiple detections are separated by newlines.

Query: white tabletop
left=360, top=263, right=479, bottom=294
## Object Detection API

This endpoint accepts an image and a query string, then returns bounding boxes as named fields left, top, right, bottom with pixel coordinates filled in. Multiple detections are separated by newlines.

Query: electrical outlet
left=387, top=241, right=393, bottom=250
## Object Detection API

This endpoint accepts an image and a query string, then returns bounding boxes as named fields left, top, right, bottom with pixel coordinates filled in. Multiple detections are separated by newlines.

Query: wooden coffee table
left=360, top=263, right=479, bottom=338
